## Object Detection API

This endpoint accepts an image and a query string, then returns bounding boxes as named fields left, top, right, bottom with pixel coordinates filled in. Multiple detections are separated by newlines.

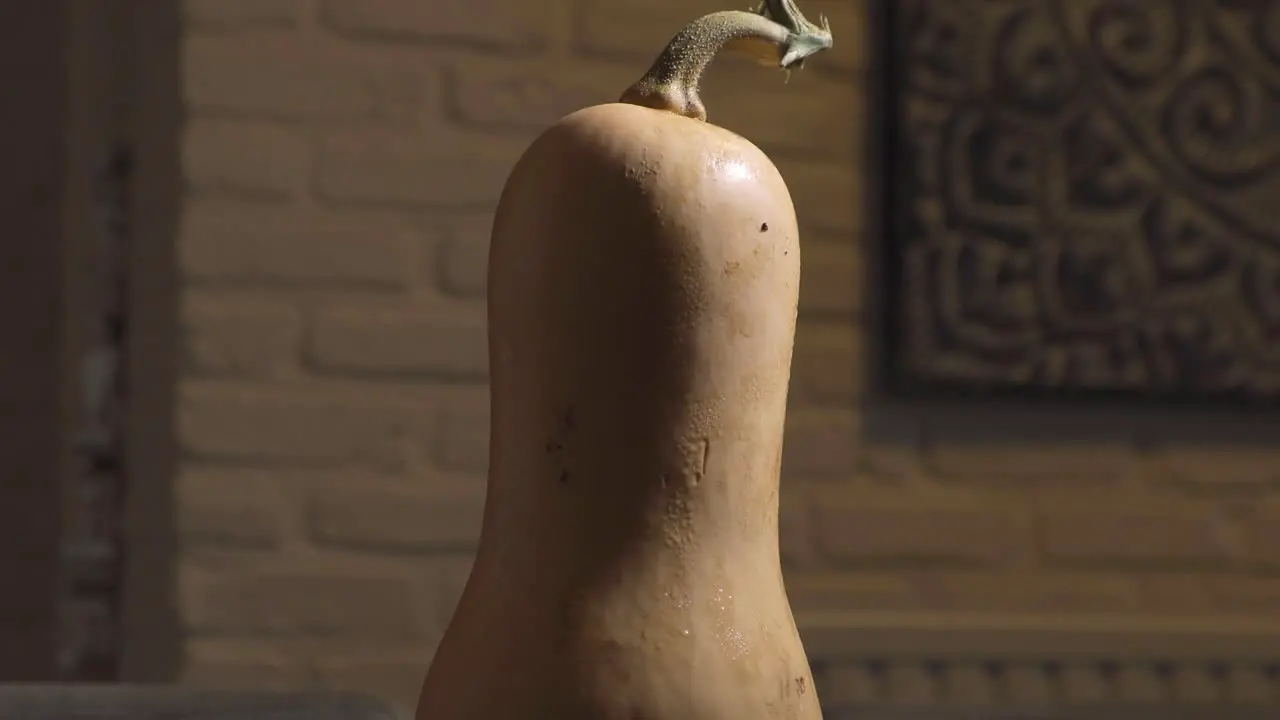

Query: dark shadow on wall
left=116, top=0, right=183, bottom=683
left=0, top=0, right=70, bottom=680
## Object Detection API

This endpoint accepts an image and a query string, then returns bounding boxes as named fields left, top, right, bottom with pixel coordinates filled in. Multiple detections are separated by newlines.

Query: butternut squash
left=417, top=2, right=832, bottom=717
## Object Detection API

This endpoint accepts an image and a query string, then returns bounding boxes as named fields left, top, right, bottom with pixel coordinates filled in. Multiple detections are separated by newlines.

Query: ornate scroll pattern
left=891, top=0, right=1280, bottom=398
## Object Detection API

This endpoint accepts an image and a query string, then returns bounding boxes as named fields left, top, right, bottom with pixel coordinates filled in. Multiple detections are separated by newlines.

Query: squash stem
left=619, top=0, right=833, bottom=122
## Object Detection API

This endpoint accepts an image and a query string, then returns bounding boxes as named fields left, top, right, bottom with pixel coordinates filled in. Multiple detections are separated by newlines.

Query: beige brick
left=1224, top=665, right=1274, bottom=703
left=701, top=65, right=860, bottom=160
left=1152, top=447, right=1280, bottom=485
left=320, top=0, right=550, bottom=52
left=1168, top=666, right=1222, bottom=703
left=917, top=571, right=1141, bottom=613
left=848, top=663, right=935, bottom=705
left=1059, top=663, right=1111, bottom=703
left=786, top=572, right=921, bottom=613
left=1137, top=573, right=1216, bottom=614
left=181, top=638, right=309, bottom=689
left=307, top=300, right=488, bottom=379
left=892, top=665, right=945, bottom=705
left=818, top=661, right=884, bottom=707
left=181, top=290, right=302, bottom=378
left=805, top=0, right=870, bottom=75
left=307, top=480, right=484, bottom=552
left=432, top=404, right=490, bottom=474
left=183, top=121, right=309, bottom=198
left=925, top=443, right=1140, bottom=483
left=798, top=235, right=863, bottom=316
left=1037, top=505, right=1236, bottom=565
left=1240, top=503, right=1280, bottom=566
left=1005, top=663, right=1057, bottom=704
left=315, top=133, right=516, bottom=208
left=859, top=442, right=928, bottom=484
left=790, top=320, right=861, bottom=405
left=778, top=482, right=814, bottom=567
left=437, top=214, right=491, bottom=298
left=312, top=654, right=428, bottom=714
left=435, top=554, right=475, bottom=626
left=184, top=34, right=430, bottom=123
left=812, top=491, right=1029, bottom=565
left=179, top=203, right=420, bottom=287
left=940, top=662, right=998, bottom=705
left=178, top=383, right=413, bottom=470
left=176, top=467, right=286, bottom=549
left=572, top=0, right=726, bottom=59
left=1210, top=576, right=1280, bottom=614
left=183, top=0, right=306, bottom=29
left=185, top=569, right=425, bottom=635
left=773, top=157, right=861, bottom=233
left=782, top=407, right=860, bottom=476
left=446, top=58, right=623, bottom=132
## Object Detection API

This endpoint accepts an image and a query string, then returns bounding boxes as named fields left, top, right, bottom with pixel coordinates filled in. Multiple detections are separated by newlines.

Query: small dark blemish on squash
left=795, top=676, right=807, bottom=696
left=545, top=441, right=563, bottom=454
left=760, top=222, right=769, bottom=232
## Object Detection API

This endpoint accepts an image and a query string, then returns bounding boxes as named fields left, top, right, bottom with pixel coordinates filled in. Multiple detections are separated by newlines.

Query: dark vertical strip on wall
left=116, top=0, right=183, bottom=683
left=0, top=0, right=69, bottom=681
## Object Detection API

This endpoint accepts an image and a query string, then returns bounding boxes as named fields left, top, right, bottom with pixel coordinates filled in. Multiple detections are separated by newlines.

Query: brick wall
left=171, top=0, right=1280, bottom=714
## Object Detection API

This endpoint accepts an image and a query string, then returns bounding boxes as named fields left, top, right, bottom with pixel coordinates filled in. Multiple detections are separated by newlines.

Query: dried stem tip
left=620, top=0, right=833, bottom=122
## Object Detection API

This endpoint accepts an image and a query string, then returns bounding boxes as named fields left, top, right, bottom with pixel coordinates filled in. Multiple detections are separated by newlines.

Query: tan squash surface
left=417, top=2, right=833, bottom=717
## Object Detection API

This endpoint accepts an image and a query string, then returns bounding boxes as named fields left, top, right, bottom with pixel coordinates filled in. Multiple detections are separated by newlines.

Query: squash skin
left=415, top=103, right=819, bottom=719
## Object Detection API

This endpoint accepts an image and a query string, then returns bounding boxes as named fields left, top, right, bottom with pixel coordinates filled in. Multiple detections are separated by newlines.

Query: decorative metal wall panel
left=885, top=0, right=1280, bottom=400
left=799, top=613, right=1280, bottom=712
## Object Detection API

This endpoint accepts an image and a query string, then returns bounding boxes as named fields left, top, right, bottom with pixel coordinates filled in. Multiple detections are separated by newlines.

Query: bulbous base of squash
left=417, top=102, right=818, bottom=720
